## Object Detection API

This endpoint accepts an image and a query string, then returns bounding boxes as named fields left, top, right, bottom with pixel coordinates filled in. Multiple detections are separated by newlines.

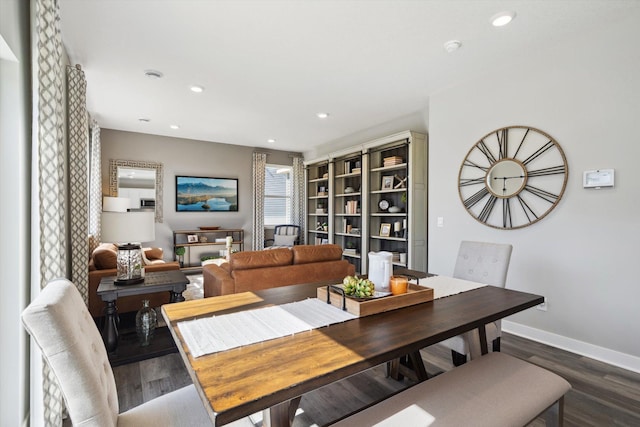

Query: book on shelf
left=352, top=167, right=361, bottom=174
left=383, top=156, right=403, bottom=166
left=344, top=200, right=358, bottom=214
left=343, top=248, right=357, bottom=255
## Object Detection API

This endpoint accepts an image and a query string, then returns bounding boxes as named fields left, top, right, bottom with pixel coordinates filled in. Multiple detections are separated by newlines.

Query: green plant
left=200, top=255, right=221, bottom=262
left=401, top=192, right=407, bottom=204
left=175, top=246, right=186, bottom=256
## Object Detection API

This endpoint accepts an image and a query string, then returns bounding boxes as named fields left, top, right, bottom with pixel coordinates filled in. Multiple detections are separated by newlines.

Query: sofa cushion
left=292, top=244, right=343, bottom=265
left=92, top=243, right=118, bottom=270
left=231, top=248, right=293, bottom=271
left=233, top=261, right=354, bottom=293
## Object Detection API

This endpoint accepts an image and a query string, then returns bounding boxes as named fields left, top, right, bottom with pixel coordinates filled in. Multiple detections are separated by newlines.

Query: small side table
left=97, top=270, right=189, bottom=354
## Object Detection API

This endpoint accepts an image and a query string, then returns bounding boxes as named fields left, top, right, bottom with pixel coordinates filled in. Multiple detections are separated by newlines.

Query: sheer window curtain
left=67, top=64, right=89, bottom=304
left=33, top=1, right=95, bottom=425
left=292, top=156, right=305, bottom=244
left=252, top=152, right=267, bottom=250
left=34, top=0, right=67, bottom=424
left=88, top=121, right=102, bottom=252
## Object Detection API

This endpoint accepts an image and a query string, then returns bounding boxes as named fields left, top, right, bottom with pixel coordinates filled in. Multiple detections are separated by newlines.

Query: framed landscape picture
left=176, top=176, right=238, bottom=212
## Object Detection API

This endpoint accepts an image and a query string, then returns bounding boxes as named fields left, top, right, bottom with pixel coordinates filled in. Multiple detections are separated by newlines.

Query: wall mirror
left=109, top=159, right=163, bottom=223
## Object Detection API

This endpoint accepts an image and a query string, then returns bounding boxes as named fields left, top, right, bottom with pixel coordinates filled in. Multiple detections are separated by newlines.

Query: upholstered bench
left=331, top=352, right=571, bottom=427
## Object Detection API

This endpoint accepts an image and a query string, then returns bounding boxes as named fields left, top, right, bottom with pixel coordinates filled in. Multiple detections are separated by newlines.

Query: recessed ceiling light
left=316, top=112, right=329, bottom=119
left=491, top=11, right=516, bottom=27
left=138, top=118, right=150, bottom=123
left=144, top=69, right=163, bottom=79
left=267, top=138, right=276, bottom=144
left=190, top=85, right=204, bottom=93
left=443, top=40, right=462, bottom=53
left=170, top=124, right=180, bottom=130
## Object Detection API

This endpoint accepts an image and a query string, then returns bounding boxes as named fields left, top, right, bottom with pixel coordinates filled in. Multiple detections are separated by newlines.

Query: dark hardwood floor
left=113, top=332, right=640, bottom=426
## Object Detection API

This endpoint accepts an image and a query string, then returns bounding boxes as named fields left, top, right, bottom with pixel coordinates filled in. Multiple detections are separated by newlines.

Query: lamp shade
left=103, top=196, right=130, bottom=212
left=101, top=211, right=155, bottom=244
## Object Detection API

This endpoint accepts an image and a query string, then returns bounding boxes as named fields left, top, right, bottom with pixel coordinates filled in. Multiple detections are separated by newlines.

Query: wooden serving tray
left=317, top=283, right=434, bottom=317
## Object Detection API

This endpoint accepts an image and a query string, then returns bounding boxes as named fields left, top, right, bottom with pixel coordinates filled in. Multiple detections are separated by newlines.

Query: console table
left=173, top=228, right=244, bottom=273
left=97, top=270, right=189, bottom=356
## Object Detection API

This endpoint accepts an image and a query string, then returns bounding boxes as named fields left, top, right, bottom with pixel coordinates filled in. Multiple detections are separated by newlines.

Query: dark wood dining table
left=162, top=280, right=543, bottom=427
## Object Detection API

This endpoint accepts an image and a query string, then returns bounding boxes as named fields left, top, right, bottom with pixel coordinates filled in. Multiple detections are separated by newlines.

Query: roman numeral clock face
left=458, top=126, right=568, bottom=229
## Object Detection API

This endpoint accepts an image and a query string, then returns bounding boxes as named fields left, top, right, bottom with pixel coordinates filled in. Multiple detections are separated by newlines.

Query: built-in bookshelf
left=305, top=161, right=330, bottom=245
left=305, top=130, right=427, bottom=274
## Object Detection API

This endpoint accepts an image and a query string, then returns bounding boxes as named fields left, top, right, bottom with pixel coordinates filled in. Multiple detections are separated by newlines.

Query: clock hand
left=492, top=175, right=525, bottom=180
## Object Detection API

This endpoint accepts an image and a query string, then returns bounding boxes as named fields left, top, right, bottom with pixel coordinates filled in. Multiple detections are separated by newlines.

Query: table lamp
left=101, top=210, right=155, bottom=285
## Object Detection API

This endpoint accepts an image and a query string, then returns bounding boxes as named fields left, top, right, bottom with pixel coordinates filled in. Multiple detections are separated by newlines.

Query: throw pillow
left=92, top=243, right=118, bottom=270
left=273, top=234, right=297, bottom=247
left=144, top=247, right=163, bottom=260
left=141, top=247, right=164, bottom=266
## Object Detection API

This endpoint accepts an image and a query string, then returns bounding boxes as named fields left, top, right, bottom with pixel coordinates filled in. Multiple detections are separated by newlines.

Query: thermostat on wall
left=583, top=169, right=615, bottom=188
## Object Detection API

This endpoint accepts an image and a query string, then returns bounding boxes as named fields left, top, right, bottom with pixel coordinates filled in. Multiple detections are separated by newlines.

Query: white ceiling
left=58, top=0, right=638, bottom=153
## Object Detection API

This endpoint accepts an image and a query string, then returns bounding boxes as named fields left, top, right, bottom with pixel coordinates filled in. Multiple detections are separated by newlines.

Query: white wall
left=0, top=1, right=31, bottom=425
left=428, top=13, right=640, bottom=370
left=101, top=129, right=296, bottom=254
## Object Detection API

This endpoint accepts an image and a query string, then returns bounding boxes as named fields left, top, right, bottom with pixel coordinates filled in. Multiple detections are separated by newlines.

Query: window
left=264, top=164, right=292, bottom=226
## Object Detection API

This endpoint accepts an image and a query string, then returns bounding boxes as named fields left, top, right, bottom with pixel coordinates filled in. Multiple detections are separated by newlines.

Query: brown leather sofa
left=203, top=244, right=355, bottom=297
left=88, top=243, right=180, bottom=317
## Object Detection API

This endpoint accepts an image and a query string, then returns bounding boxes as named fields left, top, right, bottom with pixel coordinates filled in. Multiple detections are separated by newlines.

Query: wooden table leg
left=170, top=288, right=185, bottom=302
left=101, top=300, right=118, bottom=353
left=479, top=325, right=488, bottom=355
left=263, top=396, right=302, bottom=427
left=389, top=351, right=428, bottom=382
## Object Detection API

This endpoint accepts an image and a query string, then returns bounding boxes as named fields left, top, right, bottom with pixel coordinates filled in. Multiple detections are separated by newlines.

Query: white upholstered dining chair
left=440, top=241, right=513, bottom=366
left=21, top=278, right=251, bottom=427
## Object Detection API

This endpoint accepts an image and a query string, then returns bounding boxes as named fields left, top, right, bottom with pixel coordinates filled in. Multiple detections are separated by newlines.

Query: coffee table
left=97, top=270, right=189, bottom=354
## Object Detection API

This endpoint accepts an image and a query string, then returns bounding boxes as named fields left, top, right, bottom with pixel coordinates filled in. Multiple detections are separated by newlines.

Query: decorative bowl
left=344, top=187, right=355, bottom=193
left=388, top=206, right=401, bottom=213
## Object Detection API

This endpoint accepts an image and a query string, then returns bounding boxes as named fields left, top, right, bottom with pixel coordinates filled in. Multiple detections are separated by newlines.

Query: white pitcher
left=368, top=251, right=393, bottom=292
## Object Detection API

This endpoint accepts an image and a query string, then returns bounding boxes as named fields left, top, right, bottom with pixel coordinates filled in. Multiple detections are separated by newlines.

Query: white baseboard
left=503, top=321, right=640, bottom=374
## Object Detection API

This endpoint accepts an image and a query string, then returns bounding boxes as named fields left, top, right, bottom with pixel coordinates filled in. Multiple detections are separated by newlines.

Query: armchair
left=264, top=224, right=301, bottom=248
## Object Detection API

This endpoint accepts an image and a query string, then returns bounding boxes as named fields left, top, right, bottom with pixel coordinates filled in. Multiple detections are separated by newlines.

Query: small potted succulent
left=175, top=246, right=186, bottom=267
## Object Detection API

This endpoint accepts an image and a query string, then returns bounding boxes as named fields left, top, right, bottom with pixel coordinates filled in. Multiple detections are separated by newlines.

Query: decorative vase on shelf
left=136, top=299, right=157, bottom=346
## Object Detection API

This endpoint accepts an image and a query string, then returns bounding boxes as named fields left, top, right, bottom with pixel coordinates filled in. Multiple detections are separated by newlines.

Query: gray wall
left=428, top=12, right=639, bottom=369
left=101, top=129, right=295, bottom=256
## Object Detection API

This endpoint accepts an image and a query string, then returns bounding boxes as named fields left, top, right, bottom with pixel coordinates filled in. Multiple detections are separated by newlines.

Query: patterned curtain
left=252, top=152, right=267, bottom=250
left=67, top=65, right=89, bottom=304
left=35, top=0, right=66, bottom=424
left=88, top=121, right=102, bottom=252
left=292, top=156, right=305, bottom=244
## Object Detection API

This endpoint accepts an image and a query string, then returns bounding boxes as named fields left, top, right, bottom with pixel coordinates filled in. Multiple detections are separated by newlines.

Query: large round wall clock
left=458, top=126, right=568, bottom=229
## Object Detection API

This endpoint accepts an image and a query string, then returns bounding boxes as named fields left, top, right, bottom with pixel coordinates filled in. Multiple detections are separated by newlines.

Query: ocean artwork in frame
left=176, top=176, right=239, bottom=212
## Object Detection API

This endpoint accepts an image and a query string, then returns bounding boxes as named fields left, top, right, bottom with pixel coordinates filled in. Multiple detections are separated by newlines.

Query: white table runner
left=179, top=276, right=486, bottom=358
left=178, top=298, right=356, bottom=358
left=414, top=275, right=487, bottom=299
